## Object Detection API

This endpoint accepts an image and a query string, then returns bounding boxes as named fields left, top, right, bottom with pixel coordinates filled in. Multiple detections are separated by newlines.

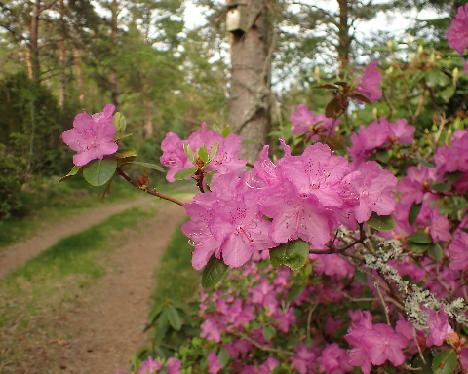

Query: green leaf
left=208, top=143, right=219, bottom=162
left=409, top=242, right=432, bottom=254
left=166, top=305, right=182, bottom=331
left=175, top=167, right=196, bottom=181
left=288, top=284, right=306, bottom=301
left=408, top=230, right=433, bottom=244
left=432, top=182, right=451, bottom=193
left=432, top=350, right=457, bottom=374
left=429, top=243, right=444, bottom=262
left=127, top=161, right=165, bottom=172
left=59, top=165, right=80, bottom=182
left=198, top=146, right=209, bottom=163
left=217, top=349, right=230, bottom=368
left=409, top=203, right=422, bottom=225
left=82, top=159, right=117, bottom=187
left=270, top=240, right=309, bottom=272
left=115, top=149, right=137, bottom=159
left=201, top=257, right=228, bottom=289
left=222, top=126, right=231, bottom=137
left=367, top=213, right=395, bottom=231
left=183, top=143, right=194, bottom=161
left=263, top=326, right=277, bottom=341
left=113, top=112, right=127, bottom=133
left=148, top=303, right=164, bottom=325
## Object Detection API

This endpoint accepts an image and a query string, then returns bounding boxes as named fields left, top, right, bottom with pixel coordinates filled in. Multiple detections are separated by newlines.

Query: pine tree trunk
left=72, top=48, right=85, bottom=104
left=226, top=0, right=273, bottom=162
left=337, top=0, right=350, bottom=75
left=110, top=0, right=119, bottom=106
left=29, top=0, right=41, bottom=83
left=25, top=48, right=33, bottom=79
left=58, top=0, right=66, bottom=109
left=142, top=77, right=153, bottom=138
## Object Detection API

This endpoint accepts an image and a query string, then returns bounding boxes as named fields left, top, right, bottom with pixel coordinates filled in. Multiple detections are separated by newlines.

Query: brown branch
left=117, top=169, right=184, bottom=207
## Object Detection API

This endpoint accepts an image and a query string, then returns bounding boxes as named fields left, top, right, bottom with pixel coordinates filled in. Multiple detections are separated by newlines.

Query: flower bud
left=452, top=67, right=459, bottom=86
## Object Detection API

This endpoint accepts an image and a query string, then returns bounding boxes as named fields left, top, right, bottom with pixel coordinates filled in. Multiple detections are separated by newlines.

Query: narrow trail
left=58, top=202, right=185, bottom=374
left=0, top=197, right=151, bottom=278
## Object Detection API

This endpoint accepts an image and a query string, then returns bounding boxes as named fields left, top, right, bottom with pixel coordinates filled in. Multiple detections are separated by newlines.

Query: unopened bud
left=372, top=107, right=378, bottom=120
left=314, top=65, right=321, bottom=80
left=446, top=331, right=460, bottom=347
left=452, top=67, right=460, bottom=86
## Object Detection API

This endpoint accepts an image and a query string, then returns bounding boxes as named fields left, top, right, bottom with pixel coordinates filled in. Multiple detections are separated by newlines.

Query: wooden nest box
left=226, top=0, right=248, bottom=36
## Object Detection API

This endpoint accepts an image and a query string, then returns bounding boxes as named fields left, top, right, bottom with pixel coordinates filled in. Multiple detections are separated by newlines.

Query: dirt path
left=58, top=203, right=185, bottom=374
left=0, top=197, right=151, bottom=279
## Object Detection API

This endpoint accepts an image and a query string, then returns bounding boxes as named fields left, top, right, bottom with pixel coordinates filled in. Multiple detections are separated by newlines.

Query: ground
left=0, top=197, right=187, bottom=374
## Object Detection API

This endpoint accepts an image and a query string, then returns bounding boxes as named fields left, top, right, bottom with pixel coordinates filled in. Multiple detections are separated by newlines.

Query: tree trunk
left=25, top=48, right=33, bottom=79
left=72, top=48, right=85, bottom=104
left=226, top=0, right=273, bottom=162
left=58, top=0, right=66, bottom=109
left=110, top=0, right=119, bottom=106
left=337, top=0, right=350, bottom=75
left=142, top=77, right=153, bottom=138
left=29, top=0, right=41, bottom=83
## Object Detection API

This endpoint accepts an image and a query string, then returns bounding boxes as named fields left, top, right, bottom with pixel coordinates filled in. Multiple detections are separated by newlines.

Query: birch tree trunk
left=226, top=0, right=274, bottom=162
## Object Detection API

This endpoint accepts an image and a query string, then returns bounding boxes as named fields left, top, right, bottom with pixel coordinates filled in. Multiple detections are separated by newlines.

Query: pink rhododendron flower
left=434, top=130, right=468, bottom=175
left=398, top=166, right=438, bottom=205
left=424, top=308, right=453, bottom=347
left=448, top=230, right=468, bottom=272
left=447, top=4, right=468, bottom=55
left=160, top=123, right=245, bottom=182
left=356, top=61, right=382, bottom=102
left=167, top=357, right=181, bottom=374
left=349, top=118, right=414, bottom=162
left=291, top=344, right=317, bottom=374
left=137, top=357, right=163, bottom=374
left=61, top=103, right=118, bottom=167
left=207, top=352, right=222, bottom=374
left=319, top=344, right=352, bottom=374
left=290, top=104, right=339, bottom=140
left=309, top=253, right=355, bottom=279
left=345, top=311, right=408, bottom=374
left=200, top=318, right=221, bottom=342
left=344, top=161, right=397, bottom=222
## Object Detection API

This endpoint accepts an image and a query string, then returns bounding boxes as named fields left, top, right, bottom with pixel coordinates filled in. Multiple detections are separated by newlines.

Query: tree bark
left=58, top=0, right=66, bottom=108
left=25, top=48, right=33, bottom=79
left=29, top=0, right=41, bottom=83
left=142, top=77, right=153, bottom=138
left=72, top=47, right=85, bottom=104
left=110, top=0, right=119, bottom=106
left=226, top=0, right=273, bottom=162
left=337, top=0, right=350, bottom=75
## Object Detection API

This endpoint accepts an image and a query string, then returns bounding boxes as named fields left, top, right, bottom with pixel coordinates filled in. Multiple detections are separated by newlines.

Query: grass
left=0, top=176, right=139, bottom=248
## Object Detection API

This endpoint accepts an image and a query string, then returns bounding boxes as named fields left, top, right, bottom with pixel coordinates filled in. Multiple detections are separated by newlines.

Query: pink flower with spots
left=290, top=104, right=339, bottom=140
left=356, top=61, right=382, bottom=102
left=61, top=104, right=118, bottom=167
left=447, top=4, right=468, bottom=55
left=344, top=161, right=397, bottom=222
left=425, top=308, right=453, bottom=347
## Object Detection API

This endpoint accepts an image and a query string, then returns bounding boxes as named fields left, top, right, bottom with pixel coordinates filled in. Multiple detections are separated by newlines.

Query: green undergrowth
left=0, top=206, right=156, bottom=328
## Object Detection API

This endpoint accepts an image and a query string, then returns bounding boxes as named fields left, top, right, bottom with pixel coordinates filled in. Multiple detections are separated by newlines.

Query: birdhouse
left=226, top=0, right=248, bottom=35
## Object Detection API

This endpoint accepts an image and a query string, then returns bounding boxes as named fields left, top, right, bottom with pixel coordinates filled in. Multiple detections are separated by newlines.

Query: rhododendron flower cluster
left=348, top=118, right=414, bottom=161
left=290, top=104, right=339, bottom=140
left=61, top=104, right=119, bottom=167
left=447, top=3, right=468, bottom=56
left=160, top=123, right=245, bottom=182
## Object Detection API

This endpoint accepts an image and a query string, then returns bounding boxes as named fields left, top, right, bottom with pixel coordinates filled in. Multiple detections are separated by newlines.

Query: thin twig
left=374, top=280, right=391, bottom=325
left=117, top=169, right=184, bottom=207
left=238, top=333, right=293, bottom=356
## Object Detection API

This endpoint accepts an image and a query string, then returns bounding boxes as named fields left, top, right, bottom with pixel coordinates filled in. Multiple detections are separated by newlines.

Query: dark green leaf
left=175, top=167, right=197, bottom=181
left=166, top=305, right=182, bottom=331
left=432, top=182, right=451, bottom=193
left=409, top=242, right=432, bottom=254
left=409, top=203, right=422, bottom=225
left=432, top=350, right=457, bottom=374
left=127, top=161, right=165, bottom=172
left=263, top=326, right=277, bottom=341
left=217, top=349, right=230, bottom=368
left=83, top=159, right=117, bottom=187
left=429, top=243, right=444, bottom=262
left=270, top=241, right=309, bottom=272
left=148, top=303, right=164, bottom=325
left=59, top=165, right=80, bottom=182
left=368, top=213, right=395, bottom=231
left=408, top=230, right=433, bottom=244
left=201, top=257, right=228, bottom=289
